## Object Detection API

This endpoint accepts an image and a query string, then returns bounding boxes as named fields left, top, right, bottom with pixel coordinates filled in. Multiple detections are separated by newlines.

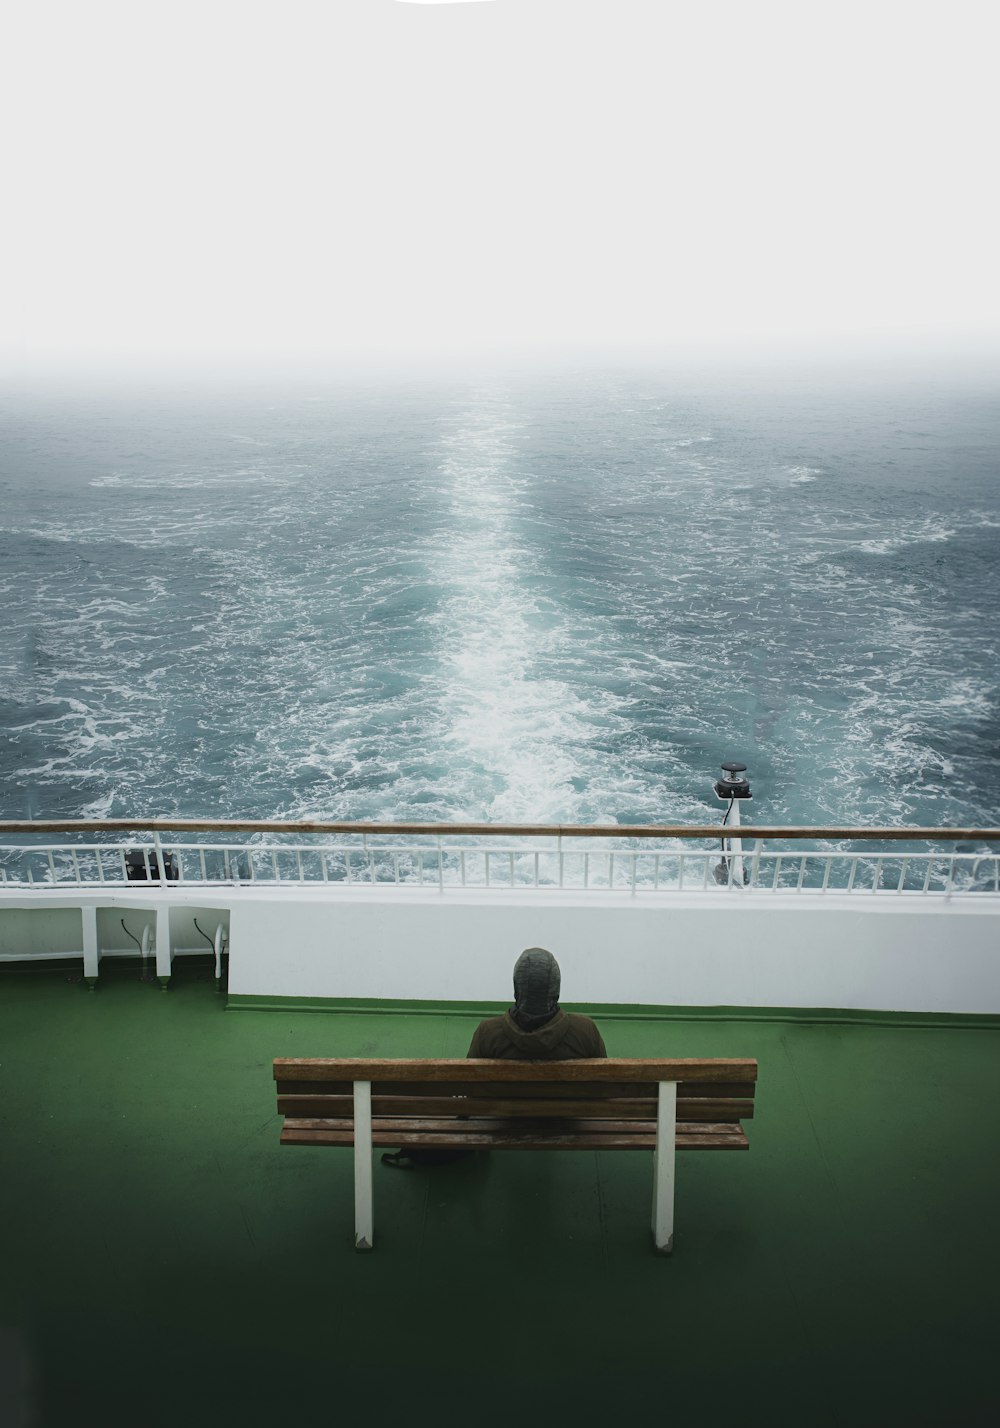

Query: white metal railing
left=0, top=821, right=999, bottom=896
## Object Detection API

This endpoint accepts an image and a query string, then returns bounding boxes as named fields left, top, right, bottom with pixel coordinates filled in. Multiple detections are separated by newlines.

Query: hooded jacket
left=466, top=1008, right=606, bottom=1060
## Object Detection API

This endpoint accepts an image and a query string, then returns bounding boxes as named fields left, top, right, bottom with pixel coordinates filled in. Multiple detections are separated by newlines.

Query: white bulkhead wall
left=3, top=887, right=998, bottom=1014
left=225, top=886, right=1000, bottom=1015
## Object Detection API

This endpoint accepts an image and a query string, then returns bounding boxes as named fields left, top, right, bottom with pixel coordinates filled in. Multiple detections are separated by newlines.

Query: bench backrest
left=274, top=1057, right=758, bottom=1125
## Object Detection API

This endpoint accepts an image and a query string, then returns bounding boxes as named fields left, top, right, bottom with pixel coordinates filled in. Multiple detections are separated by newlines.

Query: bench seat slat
left=284, top=1115, right=741, bottom=1134
left=280, top=1124, right=748, bottom=1151
left=277, top=1094, right=754, bottom=1121
left=277, top=1119, right=748, bottom=1153
left=287, top=1115, right=657, bottom=1135
left=274, top=1057, right=757, bottom=1085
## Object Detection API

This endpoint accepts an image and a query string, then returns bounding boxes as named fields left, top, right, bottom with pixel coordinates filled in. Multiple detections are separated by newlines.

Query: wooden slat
left=679, top=1082, right=756, bottom=1099
left=273, top=1057, right=758, bottom=1084
left=281, top=1126, right=648, bottom=1149
left=275, top=1077, right=757, bottom=1102
left=680, top=1099, right=753, bottom=1121
left=278, top=1095, right=656, bottom=1119
left=283, top=1116, right=739, bottom=1135
left=276, top=1080, right=355, bottom=1097
left=277, top=1094, right=753, bottom=1121
left=277, top=1079, right=644, bottom=1099
left=284, top=1115, right=657, bottom=1135
left=280, top=1125, right=748, bottom=1151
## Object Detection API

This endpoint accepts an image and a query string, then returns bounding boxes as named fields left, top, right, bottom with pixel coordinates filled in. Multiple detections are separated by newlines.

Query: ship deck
left=2, top=962, right=999, bottom=1428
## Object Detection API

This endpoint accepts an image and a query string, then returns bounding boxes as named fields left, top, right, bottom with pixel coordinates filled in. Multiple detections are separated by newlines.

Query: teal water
left=1, top=366, right=998, bottom=828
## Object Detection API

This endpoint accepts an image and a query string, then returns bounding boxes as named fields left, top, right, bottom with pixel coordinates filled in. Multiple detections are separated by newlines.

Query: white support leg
left=727, top=797, right=744, bottom=887
left=353, top=1080, right=374, bottom=1251
left=154, top=906, right=171, bottom=989
left=81, top=906, right=99, bottom=986
left=213, top=923, right=225, bottom=984
left=652, top=1080, right=677, bottom=1254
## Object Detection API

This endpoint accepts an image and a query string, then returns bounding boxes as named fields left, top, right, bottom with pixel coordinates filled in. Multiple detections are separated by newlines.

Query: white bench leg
left=354, top=1080, right=374, bottom=1251
left=652, top=1081, right=677, bottom=1254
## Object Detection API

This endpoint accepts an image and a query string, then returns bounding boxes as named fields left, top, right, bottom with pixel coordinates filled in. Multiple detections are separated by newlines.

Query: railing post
left=152, top=831, right=167, bottom=884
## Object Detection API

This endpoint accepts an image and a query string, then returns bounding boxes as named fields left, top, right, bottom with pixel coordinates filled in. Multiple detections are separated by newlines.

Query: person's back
left=383, top=946, right=603, bottom=1167
left=467, top=947, right=606, bottom=1060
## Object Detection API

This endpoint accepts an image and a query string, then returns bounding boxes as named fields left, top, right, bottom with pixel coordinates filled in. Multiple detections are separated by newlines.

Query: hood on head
left=512, top=946, right=561, bottom=1030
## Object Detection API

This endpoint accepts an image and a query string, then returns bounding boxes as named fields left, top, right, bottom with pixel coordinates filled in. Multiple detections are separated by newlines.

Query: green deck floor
left=2, top=962, right=999, bottom=1427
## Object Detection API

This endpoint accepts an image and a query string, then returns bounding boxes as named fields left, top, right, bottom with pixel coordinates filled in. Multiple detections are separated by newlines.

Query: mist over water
left=1, top=367, right=998, bottom=830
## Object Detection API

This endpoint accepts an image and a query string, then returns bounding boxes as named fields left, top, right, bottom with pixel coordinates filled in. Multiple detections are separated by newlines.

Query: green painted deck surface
left=2, top=964, right=999, bottom=1428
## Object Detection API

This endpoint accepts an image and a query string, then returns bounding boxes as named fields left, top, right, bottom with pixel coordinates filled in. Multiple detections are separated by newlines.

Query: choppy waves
left=1, top=375, right=998, bottom=828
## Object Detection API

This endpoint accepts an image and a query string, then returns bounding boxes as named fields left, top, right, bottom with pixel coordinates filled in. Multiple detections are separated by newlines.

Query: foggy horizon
left=6, top=330, right=1000, bottom=396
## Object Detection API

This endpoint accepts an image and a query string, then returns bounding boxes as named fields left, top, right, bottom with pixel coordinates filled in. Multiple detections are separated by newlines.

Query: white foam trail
left=427, top=393, right=602, bottom=821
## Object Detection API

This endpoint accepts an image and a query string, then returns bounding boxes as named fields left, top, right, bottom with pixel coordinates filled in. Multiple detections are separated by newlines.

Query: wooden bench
left=274, top=1055, right=757, bottom=1254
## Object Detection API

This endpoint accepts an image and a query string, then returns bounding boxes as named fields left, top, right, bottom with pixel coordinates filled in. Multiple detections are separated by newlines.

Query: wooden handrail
left=0, top=820, right=999, bottom=841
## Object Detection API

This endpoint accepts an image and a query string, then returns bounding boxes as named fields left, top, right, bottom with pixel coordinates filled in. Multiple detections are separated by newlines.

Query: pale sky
left=2, top=0, right=997, bottom=373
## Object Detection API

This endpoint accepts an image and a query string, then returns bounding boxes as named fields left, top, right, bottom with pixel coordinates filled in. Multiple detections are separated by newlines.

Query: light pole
left=713, top=761, right=752, bottom=887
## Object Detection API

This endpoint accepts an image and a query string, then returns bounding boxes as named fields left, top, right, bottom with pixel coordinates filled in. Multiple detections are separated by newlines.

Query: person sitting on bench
left=467, top=946, right=607, bottom=1060
left=382, top=947, right=605, bottom=1168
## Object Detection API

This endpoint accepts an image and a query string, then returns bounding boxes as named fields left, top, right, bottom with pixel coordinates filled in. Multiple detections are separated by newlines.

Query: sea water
left=1, top=364, right=998, bottom=831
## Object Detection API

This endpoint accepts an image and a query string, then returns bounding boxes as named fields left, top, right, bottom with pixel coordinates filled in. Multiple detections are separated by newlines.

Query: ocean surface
left=1, top=364, right=998, bottom=832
